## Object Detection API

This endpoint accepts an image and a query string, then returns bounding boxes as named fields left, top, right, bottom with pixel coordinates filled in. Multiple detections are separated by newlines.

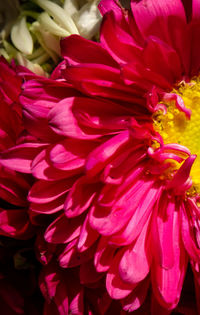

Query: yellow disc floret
left=153, top=77, right=200, bottom=192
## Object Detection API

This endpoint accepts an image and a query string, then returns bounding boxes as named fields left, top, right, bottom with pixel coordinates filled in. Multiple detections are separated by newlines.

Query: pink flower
left=0, top=58, right=33, bottom=239
left=2, top=0, right=200, bottom=313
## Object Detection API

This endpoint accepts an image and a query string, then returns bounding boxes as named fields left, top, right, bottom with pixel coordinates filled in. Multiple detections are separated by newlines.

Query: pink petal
left=106, top=250, right=137, bottom=299
left=48, top=97, right=100, bottom=139
left=98, top=0, right=123, bottom=16
left=0, top=176, right=29, bottom=207
left=151, top=209, right=188, bottom=309
left=109, top=185, right=160, bottom=246
left=100, top=11, right=142, bottom=64
left=77, top=213, right=99, bottom=252
left=151, top=192, right=175, bottom=269
left=118, top=217, right=151, bottom=284
left=63, top=65, right=145, bottom=103
left=143, top=36, right=182, bottom=83
left=94, top=237, right=116, bottom=273
left=122, top=277, right=150, bottom=312
left=0, top=143, right=46, bottom=173
left=28, top=178, right=71, bottom=204
left=131, top=0, right=186, bottom=40
left=59, top=239, right=96, bottom=268
left=85, top=130, right=129, bottom=177
left=181, top=200, right=200, bottom=263
left=31, top=148, right=79, bottom=180
left=61, top=35, right=117, bottom=67
left=131, top=0, right=190, bottom=73
left=0, top=209, right=33, bottom=239
left=44, top=213, right=84, bottom=244
left=49, top=139, right=94, bottom=171
left=90, top=176, right=152, bottom=236
left=30, top=194, right=66, bottom=214
left=64, top=176, right=99, bottom=218
left=39, top=264, right=69, bottom=315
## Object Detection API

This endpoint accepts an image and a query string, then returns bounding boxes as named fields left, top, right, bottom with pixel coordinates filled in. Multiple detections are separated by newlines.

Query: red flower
left=1, top=0, right=200, bottom=313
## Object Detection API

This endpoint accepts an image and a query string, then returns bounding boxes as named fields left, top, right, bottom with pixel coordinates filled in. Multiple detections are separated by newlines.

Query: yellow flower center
left=153, top=77, right=200, bottom=192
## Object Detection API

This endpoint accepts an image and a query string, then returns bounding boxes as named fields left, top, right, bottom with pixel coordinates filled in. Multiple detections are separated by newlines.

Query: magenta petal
left=30, top=194, right=66, bottom=214
left=90, top=177, right=152, bottom=236
left=49, top=139, right=90, bottom=171
left=181, top=200, right=200, bottom=263
left=0, top=209, right=33, bottom=239
left=31, top=148, right=76, bottom=180
left=151, top=209, right=188, bottom=309
left=122, top=277, right=150, bottom=312
left=39, top=263, right=69, bottom=315
left=59, top=239, right=96, bottom=268
left=77, top=214, right=99, bottom=252
left=64, top=177, right=99, bottom=218
left=131, top=0, right=186, bottom=40
left=167, top=155, right=196, bottom=193
left=106, top=250, right=137, bottom=300
left=98, top=0, right=123, bottom=16
left=0, top=143, right=46, bottom=173
left=68, top=283, right=84, bottom=315
left=109, top=184, right=159, bottom=246
left=61, top=35, right=117, bottom=67
left=143, top=36, right=182, bottom=83
left=0, top=176, right=29, bottom=207
left=118, top=217, right=151, bottom=285
left=44, top=213, right=84, bottom=244
left=94, top=237, right=116, bottom=273
left=151, top=193, right=175, bottom=269
left=48, top=97, right=100, bottom=139
left=28, top=178, right=70, bottom=204
left=85, top=130, right=129, bottom=177
left=100, top=11, right=142, bottom=65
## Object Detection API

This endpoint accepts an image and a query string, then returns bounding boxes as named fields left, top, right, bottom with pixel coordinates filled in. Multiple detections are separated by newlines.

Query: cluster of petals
left=1, top=0, right=200, bottom=314
left=0, top=57, right=33, bottom=239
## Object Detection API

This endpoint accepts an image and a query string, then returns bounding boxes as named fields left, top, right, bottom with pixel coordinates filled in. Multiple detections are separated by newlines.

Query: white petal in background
left=73, top=0, right=101, bottom=39
left=11, top=16, right=33, bottom=55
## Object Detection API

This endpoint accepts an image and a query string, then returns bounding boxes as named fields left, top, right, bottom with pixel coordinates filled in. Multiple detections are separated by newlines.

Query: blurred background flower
left=0, top=0, right=101, bottom=76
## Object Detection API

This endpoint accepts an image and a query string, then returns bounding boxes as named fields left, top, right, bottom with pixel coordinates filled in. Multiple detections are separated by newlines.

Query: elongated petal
left=45, top=213, right=83, bottom=244
left=0, top=143, right=46, bottom=173
left=94, top=237, right=116, bottom=273
left=11, top=16, right=33, bottom=55
left=106, top=250, right=137, bottom=299
left=122, top=277, right=150, bottom=312
left=118, top=217, right=151, bottom=284
left=151, top=209, right=188, bottom=309
left=28, top=178, right=70, bottom=204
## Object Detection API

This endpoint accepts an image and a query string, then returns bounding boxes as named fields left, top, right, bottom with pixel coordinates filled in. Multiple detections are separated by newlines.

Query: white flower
left=73, top=0, right=101, bottom=39
left=11, top=16, right=33, bottom=55
left=1, top=0, right=102, bottom=76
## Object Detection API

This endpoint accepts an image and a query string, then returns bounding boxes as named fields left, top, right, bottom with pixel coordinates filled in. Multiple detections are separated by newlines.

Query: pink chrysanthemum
left=0, top=57, right=33, bottom=239
left=2, top=0, right=200, bottom=313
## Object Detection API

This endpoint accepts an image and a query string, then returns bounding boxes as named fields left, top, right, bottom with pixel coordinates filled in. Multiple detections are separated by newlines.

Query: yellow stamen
left=153, top=77, right=200, bottom=193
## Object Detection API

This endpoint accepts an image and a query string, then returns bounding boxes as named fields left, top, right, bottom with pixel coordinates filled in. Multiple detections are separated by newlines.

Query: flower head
left=2, top=0, right=200, bottom=313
